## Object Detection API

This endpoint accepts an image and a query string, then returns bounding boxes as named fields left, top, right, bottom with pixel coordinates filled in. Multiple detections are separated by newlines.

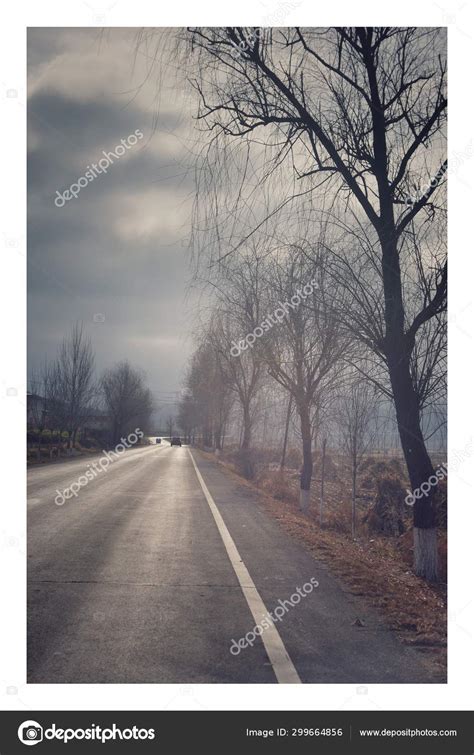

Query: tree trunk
left=262, top=408, right=268, bottom=446
left=364, top=56, right=440, bottom=580
left=298, top=402, right=313, bottom=513
left=280, top=395, right=292, bottom=471
left=380, top=223, right=438, bottom=581
left=389, top=352, right=437, bottom=579
left=320, top=437, right=326, bottom=527
left=241, top=403, right=252, bottom=450
left=414, top=527, right=438, bottom=578
left=221, top=421, right=226, bottom=450
left=351, top=458, right=357, bottom=539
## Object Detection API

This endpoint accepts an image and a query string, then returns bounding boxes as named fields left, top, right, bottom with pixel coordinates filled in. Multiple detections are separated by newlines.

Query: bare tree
left=336, top=378, right=376, bottom=538
left=101, top=361, right=154, bottom=446
left=211, top=315, right=263, bottom=454
left=206, top=253, right=267, bottom=455
left=180, top=333, right=233, bottom=449
left=28, top=362, right=53, bottom=459
left=257, top=245, right=348, bottom=511
left=178, top=393, right=197, bottom=444
left=52, top=322, right=96, bottom=450
left=180, top=26, right=446, bottom=579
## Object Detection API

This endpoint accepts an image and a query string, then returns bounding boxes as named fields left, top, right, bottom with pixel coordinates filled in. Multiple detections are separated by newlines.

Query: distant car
left=170, top=437, right=182, bottom=446
left=155, top=437, right=161, bottom=444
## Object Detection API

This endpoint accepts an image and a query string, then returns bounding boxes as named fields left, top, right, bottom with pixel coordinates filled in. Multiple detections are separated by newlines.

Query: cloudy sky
left=28, top=28, right=198, bottom=416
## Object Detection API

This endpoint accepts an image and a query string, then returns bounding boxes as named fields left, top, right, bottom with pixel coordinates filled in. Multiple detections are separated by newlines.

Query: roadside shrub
left=258, top=469, right=297, bottom=504
left=360, top=473, right=375, bottom=490
left=284, top=447, right=301, bottom=469
left=250, top=447, right=281, bottom=473
left=363, top=474, right=406, bottom=536
left=233, top=448, right=255, bottom=480
left=359, top=455, right=376, bottom=473
left=359, top=456, right=406, bottom=488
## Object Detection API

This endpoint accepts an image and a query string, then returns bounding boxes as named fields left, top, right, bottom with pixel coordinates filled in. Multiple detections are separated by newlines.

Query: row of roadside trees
left=167, top=26, right=447, bottom=580
left=28, top=322, right=154, bottom=453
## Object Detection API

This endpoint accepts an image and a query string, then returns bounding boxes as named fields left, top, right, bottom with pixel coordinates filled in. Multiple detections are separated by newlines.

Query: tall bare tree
left=178, top=393, right=198, bottom=444
left=182, top=334, right=233, bottom=449
left=206, top=252, right=267, bottom=455
left=53, top=322, right=96, bottom=450
left=256, top=245, right=347, bottom=511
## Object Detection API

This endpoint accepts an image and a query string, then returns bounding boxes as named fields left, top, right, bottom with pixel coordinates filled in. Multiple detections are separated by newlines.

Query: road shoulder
left=191, top=449, right=446, bottom=684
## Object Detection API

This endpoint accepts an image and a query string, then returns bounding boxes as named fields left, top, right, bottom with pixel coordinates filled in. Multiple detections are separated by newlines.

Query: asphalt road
left=28, top=443, right=438, bottom=683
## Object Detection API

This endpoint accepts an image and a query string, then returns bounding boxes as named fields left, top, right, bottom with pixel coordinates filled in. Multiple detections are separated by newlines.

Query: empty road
left=28, top=443, right=437, bottom=683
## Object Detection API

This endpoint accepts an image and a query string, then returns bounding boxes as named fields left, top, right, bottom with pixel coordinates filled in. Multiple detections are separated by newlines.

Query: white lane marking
left=188, top=449, right=301, bottom=684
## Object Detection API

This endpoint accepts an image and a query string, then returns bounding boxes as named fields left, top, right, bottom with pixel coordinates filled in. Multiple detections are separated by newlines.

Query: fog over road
left=28, top=445, right=436, bottom=683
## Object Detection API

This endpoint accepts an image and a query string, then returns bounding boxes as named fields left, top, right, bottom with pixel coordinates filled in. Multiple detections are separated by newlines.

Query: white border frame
left=0, top=0, right=472, bottom=713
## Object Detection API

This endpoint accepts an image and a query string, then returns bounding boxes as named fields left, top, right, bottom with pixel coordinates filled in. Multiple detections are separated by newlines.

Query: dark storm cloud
left=28, top=28, right=196, bottom=414
left=28, top=90, right=189, bottom=192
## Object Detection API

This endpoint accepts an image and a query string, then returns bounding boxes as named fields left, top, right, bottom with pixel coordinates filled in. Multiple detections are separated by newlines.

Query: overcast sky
left=28, top=28, right=197, bottom=415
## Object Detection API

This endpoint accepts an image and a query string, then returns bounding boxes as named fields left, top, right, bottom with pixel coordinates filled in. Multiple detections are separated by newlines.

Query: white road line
left=188, top=449, right=301, bottom=684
